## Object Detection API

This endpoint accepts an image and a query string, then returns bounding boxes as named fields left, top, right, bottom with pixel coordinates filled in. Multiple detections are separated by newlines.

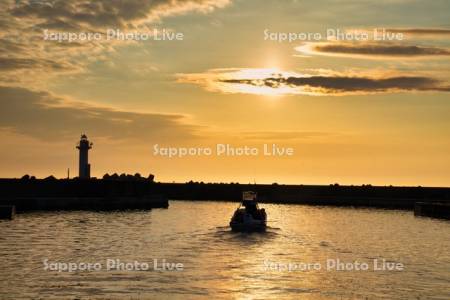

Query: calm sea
left=0, top=201, right=449, bottom=299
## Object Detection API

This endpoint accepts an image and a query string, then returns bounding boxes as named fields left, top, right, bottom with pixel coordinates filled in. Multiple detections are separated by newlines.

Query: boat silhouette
left=229, top=191, right=267, bottom=232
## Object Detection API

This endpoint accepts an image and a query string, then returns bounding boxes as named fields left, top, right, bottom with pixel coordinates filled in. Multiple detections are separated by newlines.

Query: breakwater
left=415, top=202, right=450, bottom=219
left=0, top=205, right=15, bottom=219
left=1, top=179, right=449, bottom=214
left=0, top=179, right=168, bottom=212
left=153, top=182, right=450, bottom=210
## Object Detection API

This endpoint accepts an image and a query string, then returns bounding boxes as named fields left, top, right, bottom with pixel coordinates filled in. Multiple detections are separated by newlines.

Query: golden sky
left=0, top=0, right=449, bottom=186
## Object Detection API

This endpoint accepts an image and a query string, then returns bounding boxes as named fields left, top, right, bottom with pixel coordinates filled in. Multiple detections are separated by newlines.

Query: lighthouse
left=76, top=134, right=93, bottom=179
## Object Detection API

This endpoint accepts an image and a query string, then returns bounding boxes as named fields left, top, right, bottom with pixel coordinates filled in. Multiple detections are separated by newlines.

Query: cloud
left=296, top=42, right=450, bottom=58
left=178, top=68, right=450, bottom=96
left=0, top=57, right=73, bottom=71
left=0, top=86, right=199, bottom=141
left=240, top=131, right=339, bottom=141
left=0, top=0, right=232, bottom=87
left=0, top=86, right=340, bottom=146
left=11, top=0, right=231, bottom=29
left=386, top=28, right=450, bottom=35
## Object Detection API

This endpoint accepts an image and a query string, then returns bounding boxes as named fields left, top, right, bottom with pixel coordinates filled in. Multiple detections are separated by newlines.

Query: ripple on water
left=0, top=201, right=449, bottom=299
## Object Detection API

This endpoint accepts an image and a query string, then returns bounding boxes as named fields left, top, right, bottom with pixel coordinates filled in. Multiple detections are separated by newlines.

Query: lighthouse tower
left=76, top=134, right=93, bottom=179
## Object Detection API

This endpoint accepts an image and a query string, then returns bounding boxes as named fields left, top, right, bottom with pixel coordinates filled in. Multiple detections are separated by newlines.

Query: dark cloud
left=312, top=43, right=450, bottom=57
left=0, top=57, right=71, bottom=71
left=0, top=39, right=28, bottom=55
left=34, top=19, right=83, bottom=31
left=11, top=0, right=231, bottom=29
left=0, top=86, right=198, bottom=141
left=386, top=28, right=450, bottom=35
left=0, top=0, right=231, bottom=86
left=241, top=131, right=337, bottom=141
left=221, top=75, right=449, bottom=94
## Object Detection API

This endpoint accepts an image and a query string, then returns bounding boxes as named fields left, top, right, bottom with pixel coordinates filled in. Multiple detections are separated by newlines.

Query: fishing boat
left=230, top=191, right=267, bottom=232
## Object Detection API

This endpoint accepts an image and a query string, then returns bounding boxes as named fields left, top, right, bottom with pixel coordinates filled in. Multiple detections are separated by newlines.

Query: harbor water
left=0, top=201, right=449, bottom=299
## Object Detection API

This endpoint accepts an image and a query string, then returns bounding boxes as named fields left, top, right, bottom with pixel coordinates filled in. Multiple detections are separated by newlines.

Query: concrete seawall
left=0, top=205, right=15, bottom=219
left=415, top=202, right=450, bottom=220
left=154, top=183, right=450, bottom=210
left=0, top=179, right=168, bottom=212
left=1, top=179, right=450, bottom=213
